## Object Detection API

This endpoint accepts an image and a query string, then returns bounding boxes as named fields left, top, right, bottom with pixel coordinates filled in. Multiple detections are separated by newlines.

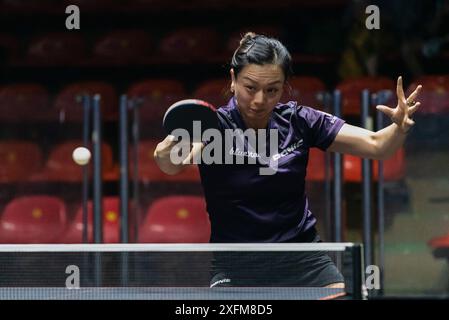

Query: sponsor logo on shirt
left=229, top=147, right=260, bottom=159
left=321, top=111, right=337, bottom=124
left=272, top=139, right=304, bottom=161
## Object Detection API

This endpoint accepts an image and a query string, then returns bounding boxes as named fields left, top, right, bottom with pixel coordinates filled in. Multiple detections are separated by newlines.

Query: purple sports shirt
left=198, top=97, right=345, bottom=243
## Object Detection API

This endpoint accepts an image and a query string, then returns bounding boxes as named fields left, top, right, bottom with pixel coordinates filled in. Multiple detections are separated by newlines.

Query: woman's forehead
left=237, top=64, right=285, bottom=84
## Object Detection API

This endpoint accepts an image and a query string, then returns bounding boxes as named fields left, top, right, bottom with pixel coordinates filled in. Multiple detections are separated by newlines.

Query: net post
left=81, top=94, right=91, bottom=244
left=131, top=98, right=141, bottom=243
left=119, top=94, right=129, bottom=244
left=350, top=243, right=364, bottom=300
left=92, top=94, right=103, bottom=244
left=119, top=94, right=130, bottom=286
left=92, top=94, right=103, bottom=287
left=332, top=89, right=343, bottom=243
left=361, top=89, right=373, bottom=274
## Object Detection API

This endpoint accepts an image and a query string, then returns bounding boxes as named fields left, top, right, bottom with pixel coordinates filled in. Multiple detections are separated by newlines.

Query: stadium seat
left=343, top=148, right=406, bottom=182
left=306, top=148, right=331, bottom=182
left=131, top=140, right=201, bottom=183
left=30, top=140, right=114, bottom=182
left=405, top=75, right=449, bottom=147
left=406, top=75, right=449, bottom=115
left=193, top=78, right=230, bottom=108
left=282, top=76, right=327, bottom=108
left=336, top=77, right=395, bottom=116
left=93, top=30, right=153, bottom=63
left=0, top=83, right=51, bottom=122
left=127, top=79, right=187, bottom=125
left=428, top=233, right=449, bottom=249
left=0, top=140, right=43, bottom=183
left=158, top=28, right=220, bottom=62
left=0, top=195, right=67, bottom=243
left=26, top=32, right=87, bottom=65
left=54, top=81, right=118, bottom=122
left=61, top=197, right=122, bottom=243
left=139, top=195, right=210, bottom=243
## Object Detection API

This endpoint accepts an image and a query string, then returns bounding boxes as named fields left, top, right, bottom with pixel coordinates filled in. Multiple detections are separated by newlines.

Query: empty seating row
left=0, top=195, right=211, bottom=244
left=0, top=139, right=405, bottom=184
left=1, top=75, right=447, bottom=125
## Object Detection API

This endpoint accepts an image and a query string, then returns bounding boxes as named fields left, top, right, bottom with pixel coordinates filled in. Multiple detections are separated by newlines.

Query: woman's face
left=231, top=64, right=285, bottom=129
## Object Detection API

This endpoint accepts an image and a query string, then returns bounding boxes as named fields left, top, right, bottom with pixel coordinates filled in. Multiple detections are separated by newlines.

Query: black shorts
left=210, top=228, right=344, bottom=288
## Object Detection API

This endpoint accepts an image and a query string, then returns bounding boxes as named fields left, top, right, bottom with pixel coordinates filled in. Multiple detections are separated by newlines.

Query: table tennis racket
left=162, top=99, right=219, bottom=141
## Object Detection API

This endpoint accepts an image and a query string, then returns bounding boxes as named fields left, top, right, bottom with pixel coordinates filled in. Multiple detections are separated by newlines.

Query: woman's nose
left=253, top=90, right=265, bottom=105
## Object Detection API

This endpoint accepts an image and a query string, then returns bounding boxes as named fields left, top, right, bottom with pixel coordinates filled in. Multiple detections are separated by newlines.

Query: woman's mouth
left=249, top=108, right=264, bottom=114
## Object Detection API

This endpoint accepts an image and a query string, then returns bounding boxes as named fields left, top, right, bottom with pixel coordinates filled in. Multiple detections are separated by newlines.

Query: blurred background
left=0, top=0, right=448, bottom=297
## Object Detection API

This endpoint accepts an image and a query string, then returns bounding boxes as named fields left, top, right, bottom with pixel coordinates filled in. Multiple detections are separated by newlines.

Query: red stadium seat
left=0, top=140, right=43, bottom=183
left=131, top=140, right=200, bottom=183
left=193, top=78, right=230, bottom=107
left=26, top=33, right=87, bottom=65
left=54, top=81, right=118, bottom=122
left=0, top=83, right=50, bottom=122
left=130, top=140, right=164, bottom=183
left=405, top=75, right=449, bottom=147
left=127, top=79, right=187, bottom=124
left=428, top=233, right=449, bottom=249
left=0, top=195, right=67, bottom=243
left=406, top=75, right=449, bottom=115
left=139, top=196, right=210, bottom=243
left=93, top=30, right=153, bottom=63
left=343, top=148, right=406, bottom=182
left=282, top=76, right=326, bottom=108
left=158, top=28, right=220, bottom=62
left=61, top=197, right=122, bottom=243
left=336, top=77, right=395, bottom=116
left=30, top=140, right=114, bottom=182
left=306, top=148, right=330, bottom=182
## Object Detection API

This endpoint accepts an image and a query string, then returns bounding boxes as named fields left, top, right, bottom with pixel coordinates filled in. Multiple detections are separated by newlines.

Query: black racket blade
left=162, top=99, right=218, bottom=140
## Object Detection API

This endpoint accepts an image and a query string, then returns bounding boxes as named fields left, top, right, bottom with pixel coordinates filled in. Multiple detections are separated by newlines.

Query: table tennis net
left=0, top=243, right=363, bottom=299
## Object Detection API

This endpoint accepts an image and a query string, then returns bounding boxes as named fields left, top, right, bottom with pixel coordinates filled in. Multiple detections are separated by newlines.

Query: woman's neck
left=241, top=114, right=270, bottom=130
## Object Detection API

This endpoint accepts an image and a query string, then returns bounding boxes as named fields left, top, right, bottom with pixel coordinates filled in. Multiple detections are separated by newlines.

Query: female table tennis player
left=154, top=33, right=422, bottom=289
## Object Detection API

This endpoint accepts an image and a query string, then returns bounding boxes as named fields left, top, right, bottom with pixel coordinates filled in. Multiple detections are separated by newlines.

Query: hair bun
left=239, top=32, right=257, bottom=46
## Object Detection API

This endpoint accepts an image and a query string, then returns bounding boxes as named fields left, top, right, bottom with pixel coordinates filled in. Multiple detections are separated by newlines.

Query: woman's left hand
left=376, top=76, right=422, bottom=134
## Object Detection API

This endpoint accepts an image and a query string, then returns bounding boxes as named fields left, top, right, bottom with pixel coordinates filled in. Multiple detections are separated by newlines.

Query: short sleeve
left=295, top=106, right=345, bottom=151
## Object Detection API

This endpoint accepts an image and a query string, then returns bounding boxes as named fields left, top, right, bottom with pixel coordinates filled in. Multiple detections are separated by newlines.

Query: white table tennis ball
left=72, top=147, right=91, bottom=166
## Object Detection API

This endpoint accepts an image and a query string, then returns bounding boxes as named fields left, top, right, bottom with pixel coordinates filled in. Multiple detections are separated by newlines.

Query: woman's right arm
left=153, top=135, right=203, bottom=175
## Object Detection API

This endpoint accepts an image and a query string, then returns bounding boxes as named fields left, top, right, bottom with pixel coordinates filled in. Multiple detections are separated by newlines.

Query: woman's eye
left=267, top=88, right=279, bottom=94
left=246, top=86, right=254, bottom=91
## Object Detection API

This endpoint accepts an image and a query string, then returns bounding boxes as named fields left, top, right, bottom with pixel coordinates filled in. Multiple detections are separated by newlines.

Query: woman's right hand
left=154, top=135, right=203, bottom=175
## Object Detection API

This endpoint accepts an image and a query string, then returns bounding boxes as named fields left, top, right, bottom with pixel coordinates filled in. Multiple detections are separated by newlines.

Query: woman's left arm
left=327, top=76, right=422, bottom=160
